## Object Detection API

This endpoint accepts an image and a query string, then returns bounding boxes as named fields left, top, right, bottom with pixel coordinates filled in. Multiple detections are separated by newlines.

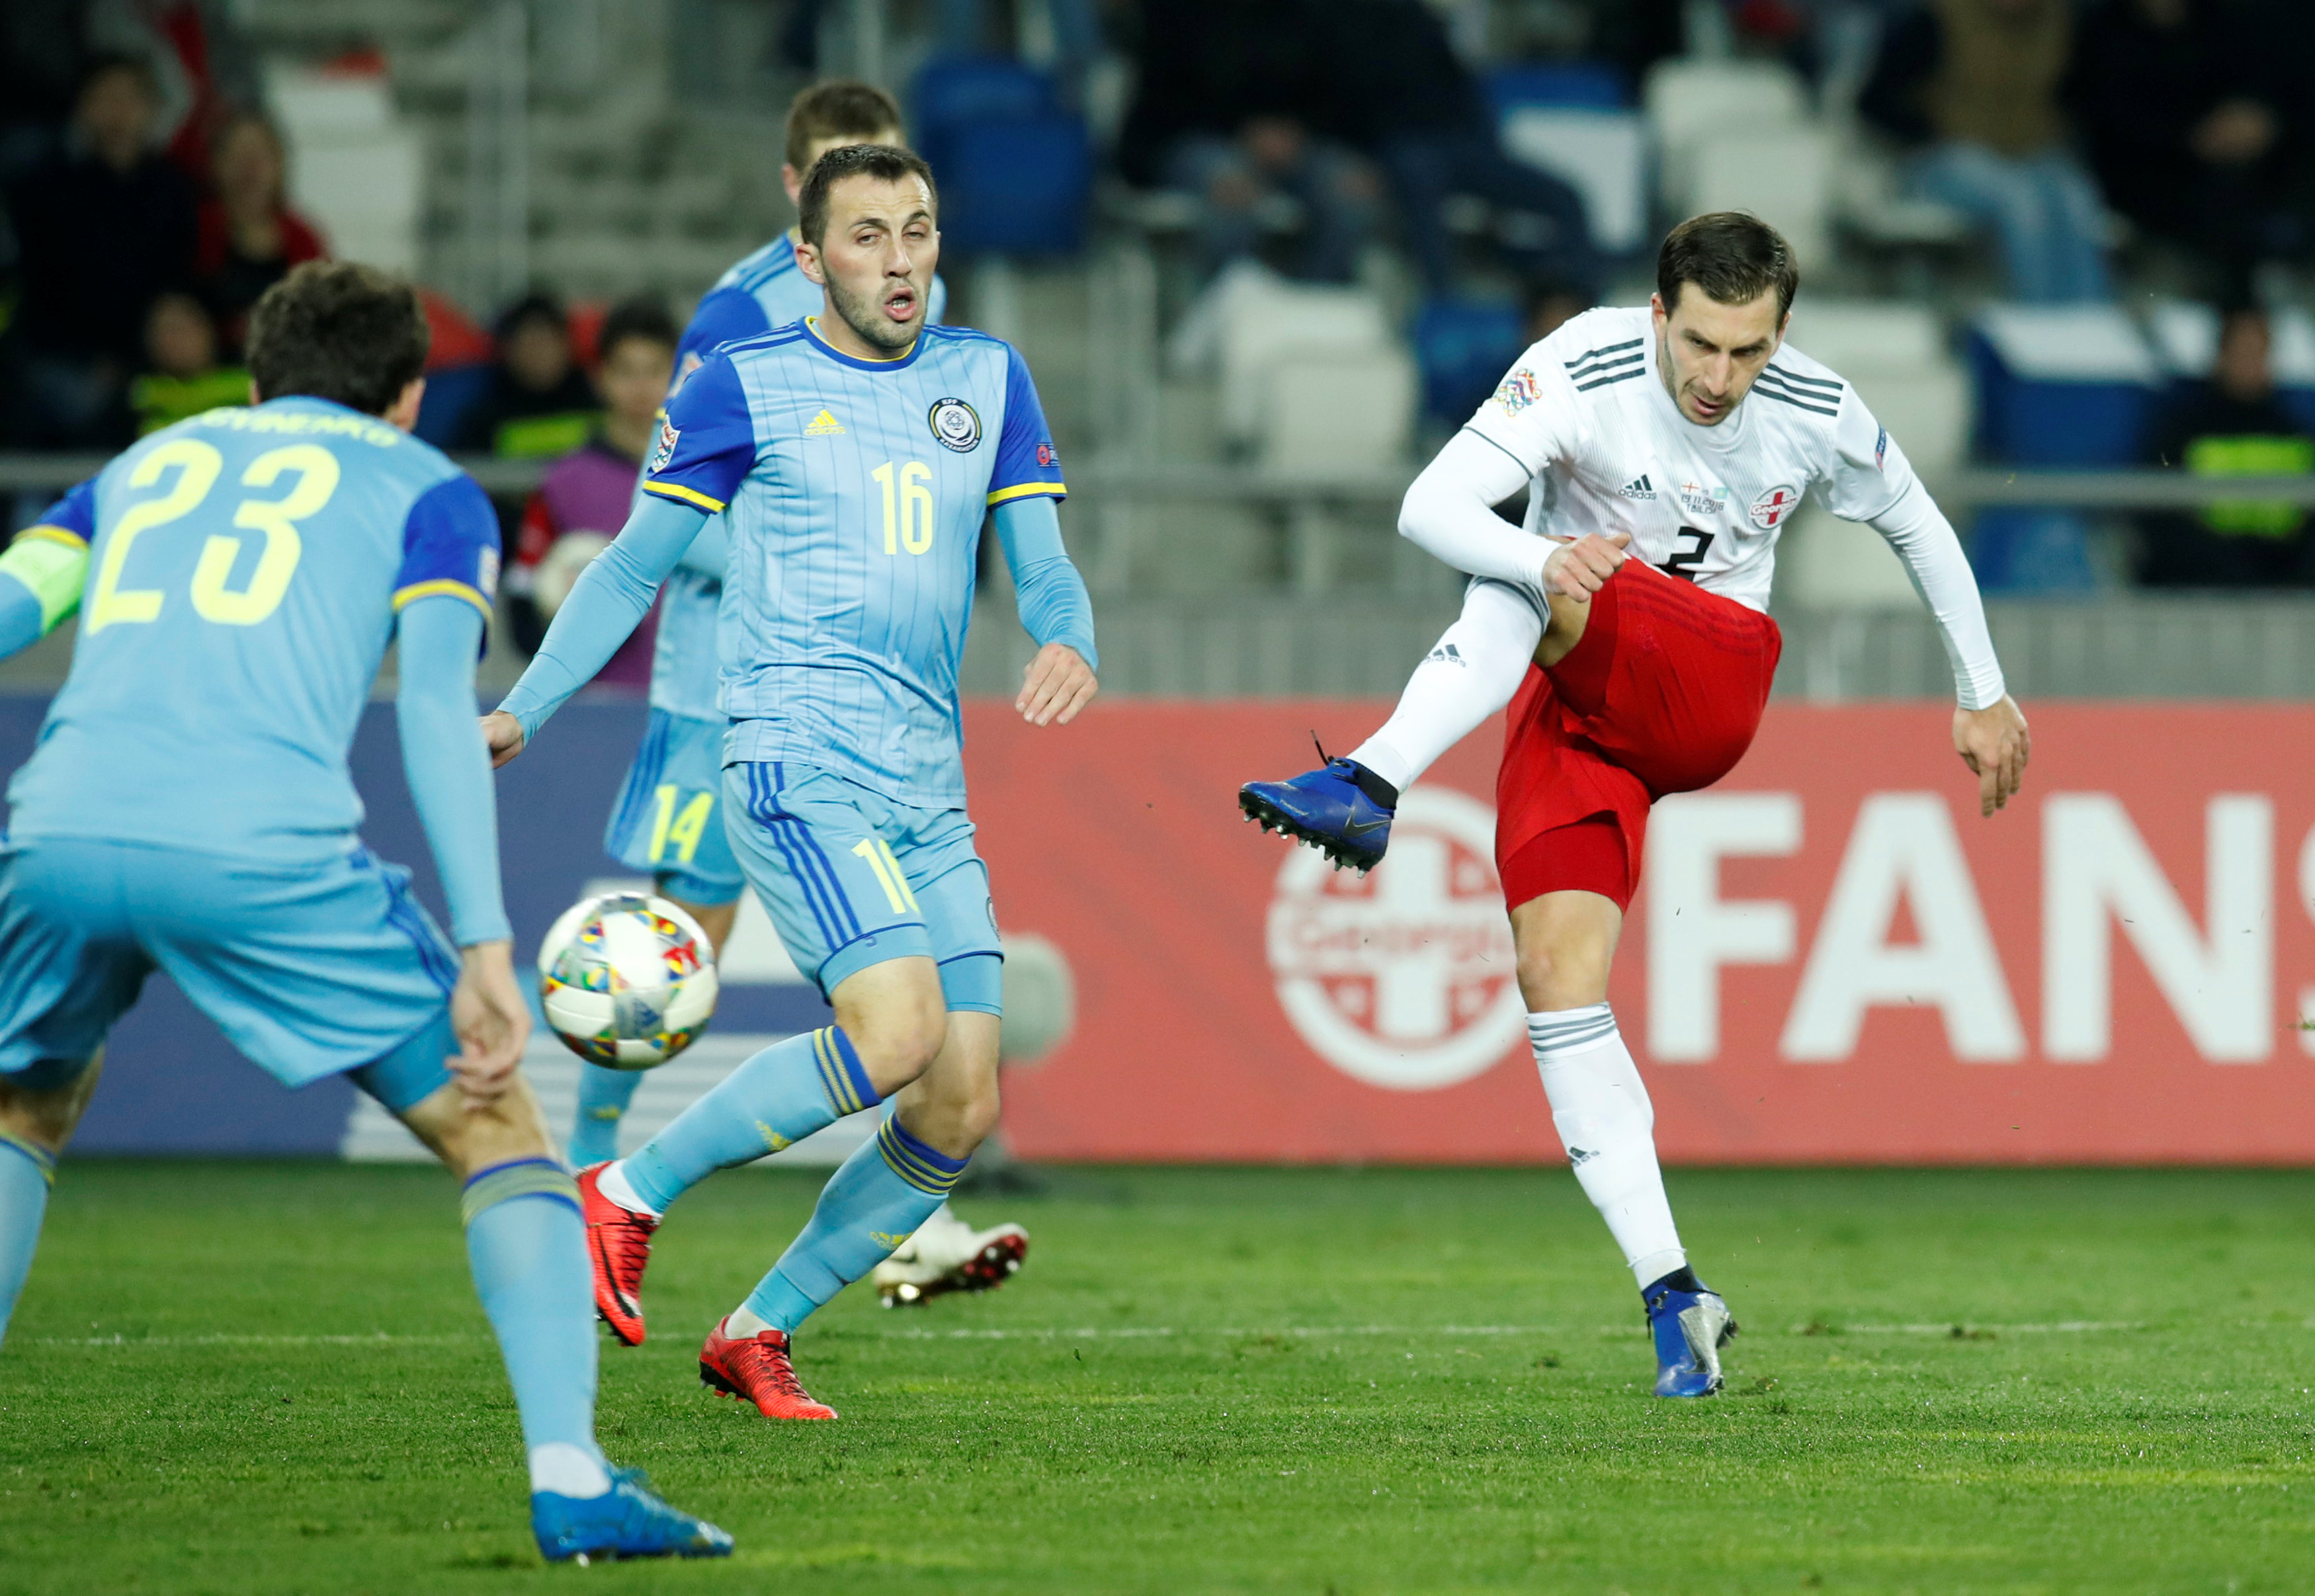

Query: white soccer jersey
left=1464, top=304, right=1912, bottom=616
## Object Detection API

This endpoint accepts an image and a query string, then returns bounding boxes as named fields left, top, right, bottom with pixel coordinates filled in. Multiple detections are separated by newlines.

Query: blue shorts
left=725, top=761, right=1002, bottom=1014
left=0, top=838, right=456, bottom=1111
left=603, top=708, right=746, bottom=907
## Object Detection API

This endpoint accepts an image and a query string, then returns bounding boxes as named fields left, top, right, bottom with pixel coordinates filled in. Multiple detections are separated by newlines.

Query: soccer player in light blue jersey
left=486, top=145, right=1097, bottom=1419
left=0, top=264, right=727, bottom=1560
left=573, top=82, right=948, bottom=1151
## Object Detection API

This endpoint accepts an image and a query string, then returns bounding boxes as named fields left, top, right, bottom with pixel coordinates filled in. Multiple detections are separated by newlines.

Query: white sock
left=1529, top=1004, right=1687, bottom=1288
left=597, top=1159, right=659, bottom=1218
left=529, top=1442, right=611, bottom=1499
left=726, top=1304, right=773, bottom=1337
left=1349, top=580, right=1543, bottom=791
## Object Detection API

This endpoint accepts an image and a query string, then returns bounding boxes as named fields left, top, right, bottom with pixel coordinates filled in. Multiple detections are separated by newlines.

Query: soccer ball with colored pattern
left=537, top=892, right=719, bottom=1069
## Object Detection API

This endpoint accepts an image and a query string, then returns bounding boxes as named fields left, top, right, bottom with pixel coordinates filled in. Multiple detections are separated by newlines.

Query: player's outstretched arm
left=484, top=494, right=708, bottom=765
left=0, top=485, right=97, bottom=662
left=1400, top=432, right=1628, bottom=602
left=993, top=496, right=1099, bottom=726
left=396, top=596, right=530, bottom=1103
left=1861, top=470, right=2027, bottom=818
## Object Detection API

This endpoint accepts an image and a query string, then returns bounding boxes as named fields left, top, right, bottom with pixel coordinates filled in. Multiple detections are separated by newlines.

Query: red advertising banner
left=962, top=700, right=2315, bottom=1165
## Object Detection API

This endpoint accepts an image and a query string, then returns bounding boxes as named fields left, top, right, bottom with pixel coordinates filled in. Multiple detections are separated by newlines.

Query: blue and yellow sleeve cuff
left=640, top=480, right=728, bottom=514
left=393, top=579, right=493, bottom=620
left=986, top=482, right=1067, bottom=508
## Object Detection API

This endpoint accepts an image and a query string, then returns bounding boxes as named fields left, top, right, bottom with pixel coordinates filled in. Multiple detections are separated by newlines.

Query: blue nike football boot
left=1643, top=1269, right=1737, bottom=1398
left=532, top=1467, right=734, bottom=1562
left=1238, top=755, right=1398, bottom=874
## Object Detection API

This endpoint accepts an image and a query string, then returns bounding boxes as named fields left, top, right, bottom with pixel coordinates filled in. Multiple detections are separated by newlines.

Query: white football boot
left=870, top=1204, right=1030, bottom=1306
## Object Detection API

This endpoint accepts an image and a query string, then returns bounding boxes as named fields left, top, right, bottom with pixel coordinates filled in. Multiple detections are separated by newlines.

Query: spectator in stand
left=503, top=299, right=678, bottom=679
left=129, top=290, right=245, bottom=435
left=1861, top=0, right=2111, bottom=304
left=2138, top=304, right=2314, bottom=588
left=451, top=293, right=602, bottom=458
left=3, top=53, right=198, bottom=447
left=196, top=112, right=328, bottom=354
left=2068, top=0, right=2310, bottom=299
left=1324, top=0, right=1598, bottom=300
left=1116, top=0, right=1379, bottom=283
left=1523, top=277, right=1589, bottom=345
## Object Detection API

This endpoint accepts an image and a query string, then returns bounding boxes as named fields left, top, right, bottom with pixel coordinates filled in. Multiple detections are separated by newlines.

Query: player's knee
left=417, top=1077, right=555, bottom=1181
left=1514, top=924, right=1614, bottom=1011
left=839, top=993, right=949, bottom=1095
left=900, top=1073, right=1000, bottom=1160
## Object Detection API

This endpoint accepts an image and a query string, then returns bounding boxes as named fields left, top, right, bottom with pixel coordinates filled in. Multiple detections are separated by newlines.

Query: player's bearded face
left=816, top=177, right=939, bottom=357
left=1653, top=285, right=1785, bottom=427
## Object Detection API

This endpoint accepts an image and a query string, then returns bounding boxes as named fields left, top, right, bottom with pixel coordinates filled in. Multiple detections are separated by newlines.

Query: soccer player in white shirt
left=1240, top=212, right=2031, bottom=1397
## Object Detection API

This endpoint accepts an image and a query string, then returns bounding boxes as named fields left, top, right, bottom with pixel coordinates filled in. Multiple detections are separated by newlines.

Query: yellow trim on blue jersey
left=15, top=525, right=88, bottom=552
left=393, top=579, right=493, bottom=619
left=986, top=481, right=1067, bottom=507
left=640, top=480, right=729, bottom=513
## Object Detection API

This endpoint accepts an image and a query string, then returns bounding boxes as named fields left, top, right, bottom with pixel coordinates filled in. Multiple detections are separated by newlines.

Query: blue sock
left=745, top=1116, right=968, bottom=1333
left=568, top=1064, right=642, bottom=1167
left=0, top=1134, right=54, bottom=1345
left=622, top=1027, right=877, bottom=1213
left=462, top=1160, right=601, bottom=1461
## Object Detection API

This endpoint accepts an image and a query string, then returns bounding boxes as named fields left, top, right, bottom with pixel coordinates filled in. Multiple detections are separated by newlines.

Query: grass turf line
left=3, top=1163, right=2313, bottom=1593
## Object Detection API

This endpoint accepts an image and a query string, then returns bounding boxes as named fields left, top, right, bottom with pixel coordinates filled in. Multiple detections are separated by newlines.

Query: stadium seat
left=414, top=364, right=492, bottom=450
left=1687, top=124, right=1833, bottom=268
left=1411, top=298, right=1525, bottom=425
left=1644, top=57, right=1810, bottom=227
left=1204, top=267, right=1413, bottom=472
left=1968, top=304, right=2161, bottom=466
left=1963, top=305, right=2160, bottom=594
left=1485, top=62, right=1627, bottom=114
left=267, top=62, right=423, bottom=276
left=911, top=57, right=1091, bottom=256
left=1497, top=108, right=1649, bottom=256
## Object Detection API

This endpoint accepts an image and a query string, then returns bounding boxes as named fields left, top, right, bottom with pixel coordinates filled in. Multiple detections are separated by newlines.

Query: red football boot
left=577, top=1162, right=658, bottom=1347
left=698, top=1317, right=838, bottom=1420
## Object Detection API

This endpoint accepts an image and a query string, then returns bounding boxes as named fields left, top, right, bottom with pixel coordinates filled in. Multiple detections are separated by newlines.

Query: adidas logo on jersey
left=805, top=409, right=845, bottom=437
left=1618, top=475, right=1656, bottom=501
left=1426, top=642, right=1466, bottom=667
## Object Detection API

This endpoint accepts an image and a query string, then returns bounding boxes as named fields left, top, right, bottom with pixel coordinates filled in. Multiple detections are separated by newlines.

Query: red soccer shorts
left=1495, top=560, right=1783, bottom=913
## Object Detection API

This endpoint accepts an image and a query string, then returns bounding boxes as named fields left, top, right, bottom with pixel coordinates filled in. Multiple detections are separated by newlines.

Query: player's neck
left=808, top=312, right=914, bottom=365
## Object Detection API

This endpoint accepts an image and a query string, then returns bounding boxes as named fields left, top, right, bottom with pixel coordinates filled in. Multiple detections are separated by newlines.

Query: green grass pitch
left=3, top=1162, right=2313, bottom=1594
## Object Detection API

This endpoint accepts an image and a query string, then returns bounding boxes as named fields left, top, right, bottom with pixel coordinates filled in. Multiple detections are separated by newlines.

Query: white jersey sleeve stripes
left=1417, top=305, right=2005, bottom=709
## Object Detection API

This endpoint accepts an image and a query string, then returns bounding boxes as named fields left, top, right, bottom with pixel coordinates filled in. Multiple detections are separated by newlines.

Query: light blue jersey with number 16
left=637, top=317, right=1067, bottom=808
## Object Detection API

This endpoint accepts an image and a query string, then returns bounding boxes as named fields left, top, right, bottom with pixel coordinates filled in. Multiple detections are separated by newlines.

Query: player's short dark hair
left=784, top=79, right=905, bottom=173
left=1658, top=212, right=1799, bottom=323
left=797, top=144, right=938, bottom=247
left=596, top=296, right=679, bottom=362
left=245, top=261, right=430, bottom=416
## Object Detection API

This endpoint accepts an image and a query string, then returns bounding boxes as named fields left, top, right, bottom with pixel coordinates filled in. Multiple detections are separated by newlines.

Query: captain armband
left=0, top=530, right=91, bottom=635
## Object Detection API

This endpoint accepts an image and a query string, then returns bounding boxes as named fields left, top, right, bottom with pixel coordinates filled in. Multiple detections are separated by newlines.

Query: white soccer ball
left=536, top=892, right=720, bottom=1070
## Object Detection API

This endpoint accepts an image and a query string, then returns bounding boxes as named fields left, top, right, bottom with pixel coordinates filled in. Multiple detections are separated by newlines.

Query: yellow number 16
left=872, top=460, right=935, bottom=556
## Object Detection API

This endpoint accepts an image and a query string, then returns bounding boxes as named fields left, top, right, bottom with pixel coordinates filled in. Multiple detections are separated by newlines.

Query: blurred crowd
left=2, top=0, right=2313, bottom=591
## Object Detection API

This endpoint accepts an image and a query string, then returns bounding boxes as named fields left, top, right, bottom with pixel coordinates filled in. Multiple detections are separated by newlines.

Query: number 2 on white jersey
left=87, top=440, right=339, bottom=632
left=872, top=460, right=934, bottom=555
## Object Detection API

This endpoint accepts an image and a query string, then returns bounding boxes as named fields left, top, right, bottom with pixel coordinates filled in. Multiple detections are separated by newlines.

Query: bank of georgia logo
left=1264, top=786, right=1527, bottom=1091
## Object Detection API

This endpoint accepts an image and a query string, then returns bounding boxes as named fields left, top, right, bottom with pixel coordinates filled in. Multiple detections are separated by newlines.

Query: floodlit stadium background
left=5, top=0, right=2314, bottom=1165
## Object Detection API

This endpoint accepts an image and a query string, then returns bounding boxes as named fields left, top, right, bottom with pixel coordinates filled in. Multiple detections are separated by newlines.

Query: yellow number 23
left=87, top=440, right=339, bottom=633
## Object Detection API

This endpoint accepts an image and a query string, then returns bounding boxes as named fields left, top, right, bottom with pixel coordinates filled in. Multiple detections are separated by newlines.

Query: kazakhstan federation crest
left=929, top=397, right=982, bottom=452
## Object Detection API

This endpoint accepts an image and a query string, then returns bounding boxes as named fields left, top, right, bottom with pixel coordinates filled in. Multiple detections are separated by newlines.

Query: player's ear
left=382, top=377, right=426, bottom=433
left=780, top=163, right=801, bottom=203
left=796, top=240, right=826, bottom=286
left=246, top=377, right=263, bottom=405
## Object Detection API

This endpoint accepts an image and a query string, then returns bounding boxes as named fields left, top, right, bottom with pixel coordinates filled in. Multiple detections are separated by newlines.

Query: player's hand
left=1953, top=695, right=2031, bottom=818
left=1018, top=642, right=1097, bottom=726
left=1541, top=530, right=1632, bottom=602
left=449, top=940, right=530, bottom=1108
left=480, top=710, right=526, bottom=769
